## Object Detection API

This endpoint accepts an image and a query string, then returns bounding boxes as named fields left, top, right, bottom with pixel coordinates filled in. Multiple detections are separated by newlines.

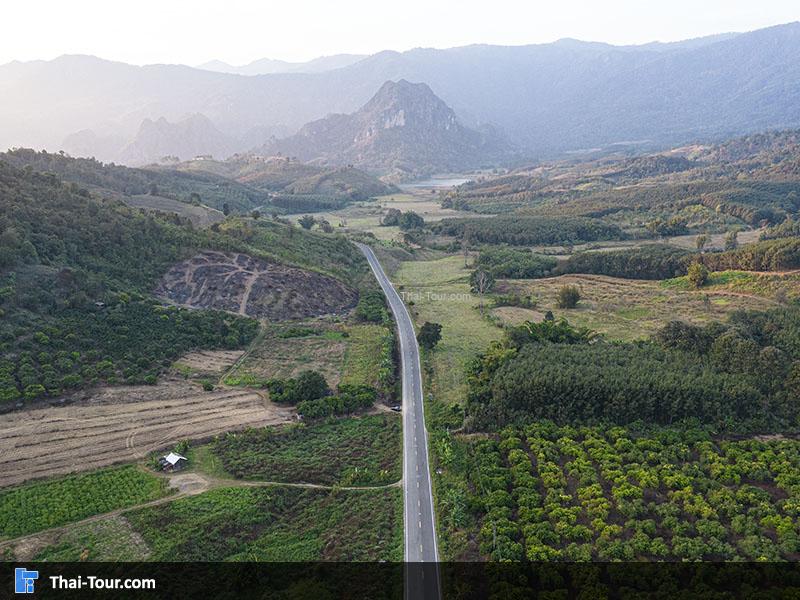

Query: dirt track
left=0, top=380, right=293, bottom=488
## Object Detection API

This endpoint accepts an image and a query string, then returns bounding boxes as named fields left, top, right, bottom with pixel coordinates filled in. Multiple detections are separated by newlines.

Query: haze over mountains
left=197, top=54, right=367, bottom=76
left=2, top=22, right=800, bottom=172
left=262, top=80, right=512, bottom=177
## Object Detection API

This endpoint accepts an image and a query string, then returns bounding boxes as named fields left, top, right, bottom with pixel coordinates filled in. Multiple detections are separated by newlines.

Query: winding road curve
left=355, top=243, right=441, bottom=600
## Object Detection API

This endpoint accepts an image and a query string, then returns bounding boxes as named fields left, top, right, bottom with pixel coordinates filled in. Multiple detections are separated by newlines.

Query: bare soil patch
left=155, top=251, right=358, bottom=320
left=173, top=349, right=244, bottom=376
left=234, top=336, right=347, bottom=388
left=0, top=379, right=292, bottom=488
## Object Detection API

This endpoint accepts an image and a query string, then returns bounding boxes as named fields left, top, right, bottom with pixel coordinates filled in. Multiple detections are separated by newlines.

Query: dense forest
left=465, top=311, right=800, bottom=432
left=557, top=245, right=692, bottom=280
left=762, top=218, right=800, bottom=240
left=699, top=237, right=800, bottom=272
left=433, top=216, right=626, bottom=246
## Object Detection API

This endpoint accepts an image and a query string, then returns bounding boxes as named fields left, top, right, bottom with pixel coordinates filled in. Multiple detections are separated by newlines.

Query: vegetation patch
left=32, top=516, right=150, bottom=561
left=446, top=424, right=800, bottom=561
left=466, top=310, right=800, bottom=431
left=498, top=274, right=770, bottom=341
left=210, top=415, right=402, bottom=486
left=0, top=466, right=170, bottom=538
left=124, top=485, right=402, bottom=561
left=432, top=216, right=626, bottom=246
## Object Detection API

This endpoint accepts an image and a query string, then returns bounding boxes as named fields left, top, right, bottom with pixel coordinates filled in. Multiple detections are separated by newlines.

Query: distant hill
left=119, top=114, right=239, bottom=166
left=4, top=24, right=800, bottom=161
left=263, top=80, right=512, bottom=178
left=172, top=155, right=398, bottom=213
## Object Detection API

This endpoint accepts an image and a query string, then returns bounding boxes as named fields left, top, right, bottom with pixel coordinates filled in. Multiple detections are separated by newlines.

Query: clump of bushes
left=556, top=285, right=581, bottom=309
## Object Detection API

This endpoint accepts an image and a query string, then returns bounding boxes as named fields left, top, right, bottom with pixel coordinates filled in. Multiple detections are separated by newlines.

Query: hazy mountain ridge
left=198, top=54, right=367, bottom=76
left=2, top=23, right=800, bottom=166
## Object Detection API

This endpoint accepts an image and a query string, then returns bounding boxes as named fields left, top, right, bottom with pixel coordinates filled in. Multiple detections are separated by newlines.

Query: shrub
left=687, top=263, right=709, bottom=288
left=556, top=285, right=581, bottom=309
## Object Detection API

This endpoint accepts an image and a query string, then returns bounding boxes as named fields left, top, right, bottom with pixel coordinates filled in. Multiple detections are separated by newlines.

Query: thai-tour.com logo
left=14, top=568, right=38, bottom=594
left=14, top=567, right=156, bottom=594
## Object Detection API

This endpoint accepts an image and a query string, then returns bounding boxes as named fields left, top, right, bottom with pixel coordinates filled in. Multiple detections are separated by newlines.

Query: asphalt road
left=356, top=243, right=441, bottom=599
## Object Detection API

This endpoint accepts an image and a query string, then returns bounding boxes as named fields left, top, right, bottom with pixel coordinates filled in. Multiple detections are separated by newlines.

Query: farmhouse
left=158, top=452, right=188, bottom=472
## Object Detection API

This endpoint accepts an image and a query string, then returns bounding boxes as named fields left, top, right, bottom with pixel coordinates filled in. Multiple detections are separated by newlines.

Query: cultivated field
left=495, top=273, right=776, bottom=340
left=8, top=486, right=403, bottom=563
left=172, top=349, right=245, bottom=378
left=0, top=380, right=292, bottom=487
left=225, top=322, right=392, bottom=390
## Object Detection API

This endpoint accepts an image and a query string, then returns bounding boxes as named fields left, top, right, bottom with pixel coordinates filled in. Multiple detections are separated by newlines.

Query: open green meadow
left=393, top=255, right=500, bottom=413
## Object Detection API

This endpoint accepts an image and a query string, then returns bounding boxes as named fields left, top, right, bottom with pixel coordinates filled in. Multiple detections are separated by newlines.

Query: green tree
left=417, top=322, right=443, bottom=350
left=398, top=211, right=425, bottom=231
left=298, top=215, right=316, bottom=230
left=724, top=229, right=739, bottom=251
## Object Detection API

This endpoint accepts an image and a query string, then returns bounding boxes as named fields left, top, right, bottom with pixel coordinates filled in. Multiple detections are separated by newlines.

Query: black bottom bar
left=3, top=562, right=800, bottom=599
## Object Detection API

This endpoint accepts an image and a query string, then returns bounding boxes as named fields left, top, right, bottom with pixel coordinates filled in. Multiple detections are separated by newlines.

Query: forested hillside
left=0, top=161, right=368, bottom=404
left=1, top=149, right=269, bottom=213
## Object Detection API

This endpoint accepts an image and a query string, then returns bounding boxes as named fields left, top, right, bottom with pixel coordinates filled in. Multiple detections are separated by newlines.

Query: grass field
left=224, top=322, right=348, bottom=387
left=393, top=255, right=501, bottom=412
left=0, top=466, right=170, bottom=539
left=341, top=324, right=394, bottom=388
left=224, top=321, right=393, bottom=390
left=284, top=192, right=484, bottom=242
left=32, top=516, right=151, bottom=561
left=207, top=415, right=402, bottom=486
left=662, top=270, right=800, bottom=300
left=496, top=273, right=773, bottom=341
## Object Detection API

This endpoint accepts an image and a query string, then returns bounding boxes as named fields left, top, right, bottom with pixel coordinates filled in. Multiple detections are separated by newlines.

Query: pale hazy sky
left=1, top=0, right=798, bottom=66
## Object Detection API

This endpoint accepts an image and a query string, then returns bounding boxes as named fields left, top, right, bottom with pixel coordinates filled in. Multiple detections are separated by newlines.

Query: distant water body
left=401, top=177, right=472, bottom=189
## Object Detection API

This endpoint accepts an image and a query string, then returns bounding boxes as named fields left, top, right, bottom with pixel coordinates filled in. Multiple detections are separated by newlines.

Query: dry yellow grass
left=497, top=273, right=774, bottom=341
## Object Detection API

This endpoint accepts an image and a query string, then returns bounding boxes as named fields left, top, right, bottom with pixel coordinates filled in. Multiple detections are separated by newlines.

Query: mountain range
left=2, top=23, right=800, bottom=170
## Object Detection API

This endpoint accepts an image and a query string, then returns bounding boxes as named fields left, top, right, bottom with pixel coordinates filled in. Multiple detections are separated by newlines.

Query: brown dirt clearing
left=0, top=379, right=293, bottom=488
